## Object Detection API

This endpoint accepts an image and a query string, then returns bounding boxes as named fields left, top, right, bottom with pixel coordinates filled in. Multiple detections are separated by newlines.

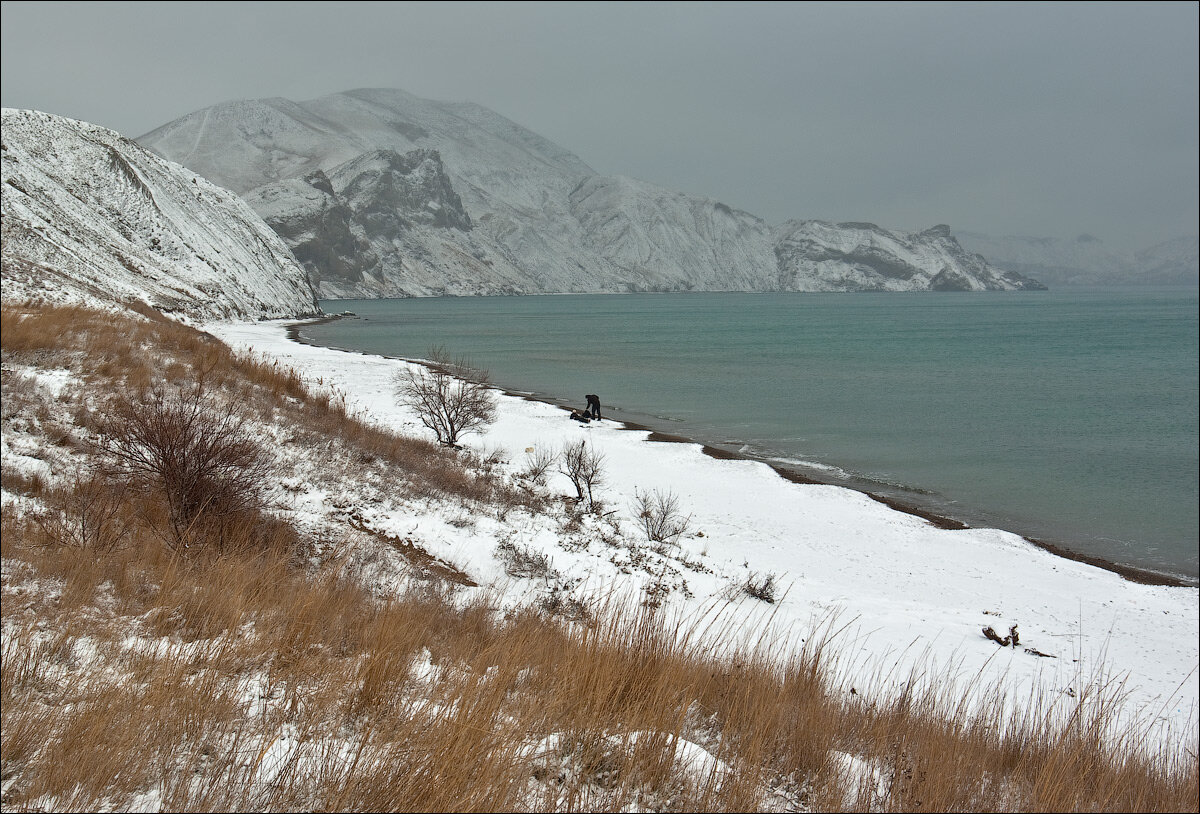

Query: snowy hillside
left=567, top=175, right=777, bottom=292
left=1, top=109, right=319, bottom=320
left=775, top=221, right=1045, bottom=291
left=955, top=230, right=1199, bottom=287
left=139, top=88, right=1035, bottom=297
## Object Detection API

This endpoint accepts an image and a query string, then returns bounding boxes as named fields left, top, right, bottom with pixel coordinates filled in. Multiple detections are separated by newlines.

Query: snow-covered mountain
left=1, top=109, right=320, bottom=320
left=954, top=231, right=1199, bottom=287
left=139, top=88, right=1039, bottom=296
left=776, top=221, right=1044, bottom=291
left=567, top=175, right=778, bottom=292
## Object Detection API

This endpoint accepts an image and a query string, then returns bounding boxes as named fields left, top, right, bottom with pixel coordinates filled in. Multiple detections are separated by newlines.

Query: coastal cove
left=298, top=288, right=1199, bottom=586
left=288, top=316, right=1188, bottom=590
left=208, top=314, right=1199, bottom=755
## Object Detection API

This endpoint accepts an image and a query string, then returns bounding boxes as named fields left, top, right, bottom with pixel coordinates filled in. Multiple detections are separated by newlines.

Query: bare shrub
left=744, top=571, right=779, bottom=603
left=537, top=582, right=593, bottom=622
left=521, top=445, right=558, bottom=484
left=1, top=369, right=41, bottom=421
left=32, top=470, right=132, bottom=553
left=495, top=539, right=557, bottom=580
left=632, top=488, right=692, bottom=545
left=92, top=385, right=271, bottom=550
left=393, top=348, right=497, bottom=446
left=560, top=438, right=605, bottom=511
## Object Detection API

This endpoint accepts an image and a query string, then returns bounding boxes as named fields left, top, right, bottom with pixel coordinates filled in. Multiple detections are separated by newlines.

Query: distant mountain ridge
left=954, top=231, right=1198, bottom=287
left=139, top=88, right=1045, bottom=296
left=1, top=109, right=320, bottom=319
left=775, top=222, right=1039, bottom=292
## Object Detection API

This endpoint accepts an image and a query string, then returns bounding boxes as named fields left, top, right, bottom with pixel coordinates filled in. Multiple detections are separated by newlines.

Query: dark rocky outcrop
left=247, top=170, right=377, bottom=289
left=333, top=149, right=471, bottom=233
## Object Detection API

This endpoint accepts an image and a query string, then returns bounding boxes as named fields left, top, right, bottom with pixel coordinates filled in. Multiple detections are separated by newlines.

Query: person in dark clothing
left=585, top=394, right=602, bottom=420
left=569, top=409, right=591, bottom=423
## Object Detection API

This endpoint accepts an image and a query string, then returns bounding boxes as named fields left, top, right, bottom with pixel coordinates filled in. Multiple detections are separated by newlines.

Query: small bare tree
left=394, top=348, right=497, bottom=447
left=92, top=385, right=271, bottom=550
left=32, top=469, right=132, bottom=553
left=632, top=487, right=692, bottom=545
left=560, top=438, right=605, bottom=510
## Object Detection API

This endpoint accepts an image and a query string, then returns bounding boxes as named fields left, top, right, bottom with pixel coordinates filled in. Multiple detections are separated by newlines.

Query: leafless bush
left=495, top=539, right=557, bottom=580
left=560, top=438, right=605, bottom=511
left=92, top=385, right=271, bottom=550
left=744, top=571, right=779, bottom=603
left=521, top=445, right=558, bottom=484
left=393, top=348, right=497, bottom=446
left=537, top=582, right=593, bottom=622
left=632, top=488, right=692, bottom=545
left=32, top=470, right=132, bottom=553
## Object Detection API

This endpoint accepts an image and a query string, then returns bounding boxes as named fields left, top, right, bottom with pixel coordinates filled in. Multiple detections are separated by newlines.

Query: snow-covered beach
left=207, top=317, right=1199, bottom=755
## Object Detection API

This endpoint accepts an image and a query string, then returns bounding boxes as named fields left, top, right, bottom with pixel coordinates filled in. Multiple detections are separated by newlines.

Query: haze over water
left=303, top=288, right=1199, bottom=582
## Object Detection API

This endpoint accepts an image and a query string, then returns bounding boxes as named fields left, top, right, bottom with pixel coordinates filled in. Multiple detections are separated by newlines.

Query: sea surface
left=302, top=288, right=1199, bottom=583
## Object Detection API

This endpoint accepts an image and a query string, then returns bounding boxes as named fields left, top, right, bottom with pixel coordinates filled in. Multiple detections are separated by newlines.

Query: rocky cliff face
left=139, top=88, right=1039, bottom=296
left=2, top=109, right=320, bottom=320
left=246, top=170, right=375, bottom=291
left=332, top=149, right=472, bottom=233
left=245, top=148, right=530, bottom=297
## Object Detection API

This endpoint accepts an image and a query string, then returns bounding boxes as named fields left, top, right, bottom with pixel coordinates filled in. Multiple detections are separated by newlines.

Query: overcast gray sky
left=2, top=1, right=1196, bottom=251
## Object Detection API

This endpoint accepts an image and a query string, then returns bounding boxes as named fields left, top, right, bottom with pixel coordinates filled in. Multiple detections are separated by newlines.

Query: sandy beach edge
left=283, top=315, right=1192, bottom=590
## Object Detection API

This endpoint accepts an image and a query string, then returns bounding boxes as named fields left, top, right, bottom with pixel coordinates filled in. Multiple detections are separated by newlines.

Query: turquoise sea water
left=303, top=288, right=1199, bottom=582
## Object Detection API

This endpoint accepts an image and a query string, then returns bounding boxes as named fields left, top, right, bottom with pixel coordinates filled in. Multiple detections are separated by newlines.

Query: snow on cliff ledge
left=1, top=109, right=320, bottom=320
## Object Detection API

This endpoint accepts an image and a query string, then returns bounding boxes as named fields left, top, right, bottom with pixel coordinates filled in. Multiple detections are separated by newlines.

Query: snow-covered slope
left=139, top=88, right=1035, bottom=297
left=2, top=109, right=320, bottom=320
left=567, top=175, right=778, bottom=292
left=776, top=221, right=1045, bottom=291
left=955, top=231, right=1199, bottom=287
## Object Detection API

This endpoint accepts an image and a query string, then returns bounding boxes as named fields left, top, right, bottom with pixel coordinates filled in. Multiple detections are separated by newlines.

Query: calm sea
left=302, top=289, right=1199, bottom=582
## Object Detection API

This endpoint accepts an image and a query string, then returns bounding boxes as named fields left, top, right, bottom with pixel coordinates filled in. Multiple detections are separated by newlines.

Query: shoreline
left=283, top=315, right=1193, bottom=590
left=630, top=425, right=1189, bottom=588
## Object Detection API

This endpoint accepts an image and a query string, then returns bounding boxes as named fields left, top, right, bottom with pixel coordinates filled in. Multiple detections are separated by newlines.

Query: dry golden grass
left=2, top=302, right=1197, bottom=811
left=4, top=512, right=1195, bottom=812
left=1, top=303, right=530, bottom=511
